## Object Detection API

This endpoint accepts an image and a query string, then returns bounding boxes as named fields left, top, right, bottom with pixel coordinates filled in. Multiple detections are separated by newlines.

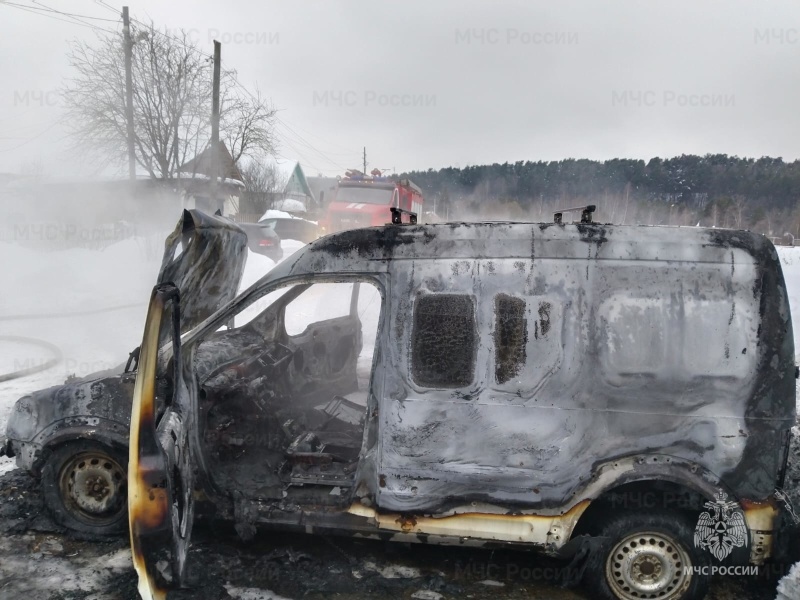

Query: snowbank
left=281, top=239, right=306, bottom=260
left=239, top=250, right=276, bottom=291
left=259, top=209, right=297, bottom=221
left=0, top=237, right=163, bottom=315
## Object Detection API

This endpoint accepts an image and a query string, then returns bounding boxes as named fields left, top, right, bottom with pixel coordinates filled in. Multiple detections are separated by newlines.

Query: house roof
left=178, top=141, right=243, bottom=182
left=283, top=163, right=315, bottom=201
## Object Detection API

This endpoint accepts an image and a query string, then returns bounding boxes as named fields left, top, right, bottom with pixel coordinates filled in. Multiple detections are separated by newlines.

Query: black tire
left=585, top=511, right=711, bottom=600
left=41, top=441, right=128, bottom=537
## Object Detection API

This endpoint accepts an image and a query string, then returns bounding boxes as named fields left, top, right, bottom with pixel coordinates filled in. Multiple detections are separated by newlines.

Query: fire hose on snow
left=0, top=303, right=142, bottom=383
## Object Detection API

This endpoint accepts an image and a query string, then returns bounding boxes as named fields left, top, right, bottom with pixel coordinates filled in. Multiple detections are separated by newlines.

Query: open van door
left=158, top=209, right=248, bottom=335
left=128, top=209, right=246, bottom=598
left=128, top=283, right=196, bottom=600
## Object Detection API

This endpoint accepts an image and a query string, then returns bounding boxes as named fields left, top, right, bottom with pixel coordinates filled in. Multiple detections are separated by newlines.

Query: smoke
left=0, top=179, right=185, bottom=252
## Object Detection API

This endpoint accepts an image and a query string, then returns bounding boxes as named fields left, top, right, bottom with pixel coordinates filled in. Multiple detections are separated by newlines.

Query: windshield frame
left=180, top=270, right=386, bottom=350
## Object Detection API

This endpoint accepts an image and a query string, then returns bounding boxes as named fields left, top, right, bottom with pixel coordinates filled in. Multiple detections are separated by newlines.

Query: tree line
left=403, top=155, right=800, bottom=240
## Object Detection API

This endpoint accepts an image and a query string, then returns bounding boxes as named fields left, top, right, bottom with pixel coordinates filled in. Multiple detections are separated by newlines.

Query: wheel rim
left=58, top=451, right=126, bottom=524
left=605, top=530, right=693, bottom=599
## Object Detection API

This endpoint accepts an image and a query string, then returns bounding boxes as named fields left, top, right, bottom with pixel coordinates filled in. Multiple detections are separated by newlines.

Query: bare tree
left=62, top=20, right=276, bottom=179
left=222, top=90, right=276, bottom=165
left=731, top=195, right=748, bottom=229
left=240, top=160, right=286, bottom=195
left=238, top=160, right=287, bottom=217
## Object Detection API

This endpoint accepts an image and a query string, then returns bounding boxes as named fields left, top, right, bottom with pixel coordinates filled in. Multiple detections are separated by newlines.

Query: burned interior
left=190, top=280, right=382, bottom=507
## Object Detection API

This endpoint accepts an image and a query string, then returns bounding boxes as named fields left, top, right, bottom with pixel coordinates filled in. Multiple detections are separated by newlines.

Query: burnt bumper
left=0, top=438, right=44, bottom=473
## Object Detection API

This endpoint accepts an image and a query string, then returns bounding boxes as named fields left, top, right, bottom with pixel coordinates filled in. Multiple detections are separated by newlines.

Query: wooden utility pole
left=210, top=40, right=221, bottom=211
left=122, top=6, right=136, bottom=181
left=362, top=147, right=367, bottom=174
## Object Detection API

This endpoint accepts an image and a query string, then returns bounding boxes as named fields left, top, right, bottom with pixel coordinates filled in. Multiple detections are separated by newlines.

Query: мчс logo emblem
left=693, top=490, right=748, bottom=561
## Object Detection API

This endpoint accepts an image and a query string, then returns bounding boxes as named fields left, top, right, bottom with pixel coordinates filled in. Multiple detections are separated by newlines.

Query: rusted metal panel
left=348, top=499, right=590, bottom=547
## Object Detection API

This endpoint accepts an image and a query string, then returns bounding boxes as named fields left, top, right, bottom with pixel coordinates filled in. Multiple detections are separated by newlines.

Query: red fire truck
left=320, top=169, right=424, bottom=233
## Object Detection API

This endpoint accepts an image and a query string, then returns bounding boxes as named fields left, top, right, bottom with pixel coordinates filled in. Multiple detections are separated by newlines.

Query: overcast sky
left=1, top=0, right=799, bottom=178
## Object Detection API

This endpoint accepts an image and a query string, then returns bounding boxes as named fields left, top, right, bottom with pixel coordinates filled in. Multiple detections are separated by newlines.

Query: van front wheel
left=587, top=511, right=711, bottom=600
left=41, top=441, right=128, bottom=537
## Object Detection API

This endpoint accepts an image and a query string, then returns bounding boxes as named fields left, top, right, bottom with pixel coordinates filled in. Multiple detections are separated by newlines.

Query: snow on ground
left=224, top=585, right=293, bottom=600
left=777, top=562, right=800, bottom=600
left=0, top=534, right=133, bottom=598
left=240, top=249, right=276, bottom=290
left=281, top=239, right=306, bottom=259
left=777, top=246, right=800, bottom=360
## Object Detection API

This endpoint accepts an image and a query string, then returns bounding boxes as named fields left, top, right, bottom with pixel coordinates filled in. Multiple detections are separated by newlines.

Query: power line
left=31, top=0, right=120, bottom=23
left=2, top=1, right=118, bottom=34
left=276, top=119, right=360, bottom=156
left=33, top=0, right=120, bottom=34
left=217, top=63, right=349, bottom=174
left=0, top=117, right=66, bottom=153
left=98, top=0, right=213, bottom=62
left=94, top=0, right=120, bottom=16
left=275, top=119, right=348, bottom=172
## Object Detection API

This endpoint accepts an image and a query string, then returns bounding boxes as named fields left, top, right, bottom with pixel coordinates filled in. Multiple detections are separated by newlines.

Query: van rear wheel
left=587, top=511, right=710, bottom=600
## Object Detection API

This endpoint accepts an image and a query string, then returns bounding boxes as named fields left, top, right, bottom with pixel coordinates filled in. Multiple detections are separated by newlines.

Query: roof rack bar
left=553, top=205, right=596, bottom=224
left=390, top=207, right=417, bottom=225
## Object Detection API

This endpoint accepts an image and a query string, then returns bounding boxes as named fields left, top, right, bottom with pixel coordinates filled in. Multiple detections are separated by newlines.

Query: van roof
left=305, top=222, right=777, bottom=265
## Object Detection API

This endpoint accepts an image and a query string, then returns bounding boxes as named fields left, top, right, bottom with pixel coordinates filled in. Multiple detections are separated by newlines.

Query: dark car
left=240, top=220, right=283, bottom=262
left=0, top=210, right=249, bottom=536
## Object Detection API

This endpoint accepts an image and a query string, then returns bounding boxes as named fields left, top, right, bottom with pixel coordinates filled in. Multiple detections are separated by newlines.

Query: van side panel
left=359, top=224, right=795, bottom=514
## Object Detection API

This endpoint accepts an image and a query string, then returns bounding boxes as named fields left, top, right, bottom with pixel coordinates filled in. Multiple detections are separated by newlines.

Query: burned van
left=128, top=214, right=797, bottom=600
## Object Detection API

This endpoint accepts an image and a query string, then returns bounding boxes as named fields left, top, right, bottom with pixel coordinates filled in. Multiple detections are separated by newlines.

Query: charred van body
left=126, top=216, right=796, bottom=600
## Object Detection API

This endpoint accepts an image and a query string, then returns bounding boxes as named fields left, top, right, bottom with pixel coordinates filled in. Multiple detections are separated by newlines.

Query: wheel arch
left=34, top=422, right=129, bottom=475
left=568, top=454, right=732, bottom=540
